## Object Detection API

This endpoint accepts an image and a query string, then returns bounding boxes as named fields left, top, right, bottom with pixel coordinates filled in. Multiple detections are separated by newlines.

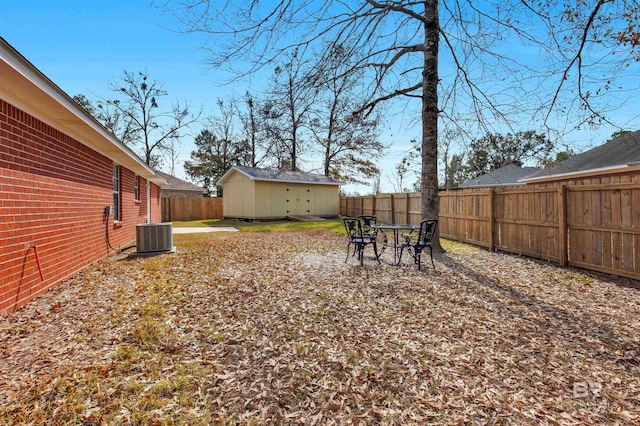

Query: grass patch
left=172, top=218, right=345, bottom=233
left=441, top=238, right=485, bottom=256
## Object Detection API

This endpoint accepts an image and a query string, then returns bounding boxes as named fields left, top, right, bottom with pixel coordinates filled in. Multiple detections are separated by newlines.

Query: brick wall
left=0, top=100, right=161, bottom=313
left=151, top=182, right=162, bottom=223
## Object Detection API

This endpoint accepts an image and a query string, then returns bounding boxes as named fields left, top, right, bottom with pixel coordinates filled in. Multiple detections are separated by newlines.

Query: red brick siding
left=0, top=100, right=161, bottom=313
left=150, top=183, right=162, bottom=223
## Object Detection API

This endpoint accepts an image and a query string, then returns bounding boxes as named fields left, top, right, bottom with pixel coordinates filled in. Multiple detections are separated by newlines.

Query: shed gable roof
left=522, top=130, right=640, bottom=183
left=460, top=163, right=541, bottom=187
left=218, top=165, right=343, bottom=186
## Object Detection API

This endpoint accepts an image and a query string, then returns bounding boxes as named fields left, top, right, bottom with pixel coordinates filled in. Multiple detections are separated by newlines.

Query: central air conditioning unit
left=136, top=222, right=173, bottom=253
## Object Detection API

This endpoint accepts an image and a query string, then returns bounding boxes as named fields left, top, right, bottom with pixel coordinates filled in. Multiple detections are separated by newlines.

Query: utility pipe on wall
left=31, top=245, right=44, bottom=281
left=146, top=180, right=151, bottom=223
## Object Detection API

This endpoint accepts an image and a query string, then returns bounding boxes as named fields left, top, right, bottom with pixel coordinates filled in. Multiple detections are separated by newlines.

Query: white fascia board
left=217, top=166, right=343, bottom=186
left=216, top=166, right=243, bottom=185
left=244, top=177, right=344, bottom=186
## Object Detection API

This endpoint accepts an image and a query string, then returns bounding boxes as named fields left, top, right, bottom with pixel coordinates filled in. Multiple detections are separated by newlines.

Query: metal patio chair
left=358, top=215, right=387, bottom=257
left=343, top=217, right=379, bottom=266
left=398, top=219, right=437, bottom=270
left=358, top=215, right=377, bottom=237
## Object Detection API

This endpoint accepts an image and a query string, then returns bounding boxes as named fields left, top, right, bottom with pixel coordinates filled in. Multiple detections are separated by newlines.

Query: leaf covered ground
left=1, top=230, right=640, bottom=425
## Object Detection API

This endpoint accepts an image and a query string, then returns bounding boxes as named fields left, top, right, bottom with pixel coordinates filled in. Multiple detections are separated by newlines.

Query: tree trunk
left=422, top=0, right=443, bottom=253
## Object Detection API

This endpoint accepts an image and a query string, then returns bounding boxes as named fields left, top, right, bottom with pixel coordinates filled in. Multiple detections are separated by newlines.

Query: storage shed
left=217, top=165, right=342, bottom=219
left=0, top=37, right=166, bottom=313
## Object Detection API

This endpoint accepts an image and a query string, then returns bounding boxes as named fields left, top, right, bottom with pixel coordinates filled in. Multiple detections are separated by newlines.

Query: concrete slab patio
left=172, top=226, right=239, bottom=234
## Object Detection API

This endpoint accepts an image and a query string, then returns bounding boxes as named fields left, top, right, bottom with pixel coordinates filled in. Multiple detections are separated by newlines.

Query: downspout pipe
left=147, top=180, right=151, bottom=223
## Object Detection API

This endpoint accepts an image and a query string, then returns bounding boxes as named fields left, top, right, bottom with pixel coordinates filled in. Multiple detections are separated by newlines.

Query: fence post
left=558, top=184, right=568, bottom=266
left=372, top=195, right=376, bottom=218
left=405, top=192, right=410, bottom=224
left=390, top=194, right=395, bottom=224
left=488, top=189, right=495, bottom=251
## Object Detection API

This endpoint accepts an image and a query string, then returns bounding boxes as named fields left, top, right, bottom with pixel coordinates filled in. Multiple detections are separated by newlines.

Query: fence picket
left=161, top=197, right=223, bottom=222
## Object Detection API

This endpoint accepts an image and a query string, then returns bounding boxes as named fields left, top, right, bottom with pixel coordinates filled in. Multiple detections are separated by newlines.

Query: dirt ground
left=1, top=230, right=639, bottom=424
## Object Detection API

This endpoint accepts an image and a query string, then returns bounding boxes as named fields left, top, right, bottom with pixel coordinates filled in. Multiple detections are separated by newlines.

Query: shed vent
left=136, top=223, right=173, bottom=253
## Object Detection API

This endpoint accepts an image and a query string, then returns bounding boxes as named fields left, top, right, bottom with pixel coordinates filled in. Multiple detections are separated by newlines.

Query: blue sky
left=2, top=1, right=639, bottom=194
left=0, top=1, right=230, bottom=120
left=1, top=2, right=252, bottom=177
left=0, top=0, right=414, bottom=192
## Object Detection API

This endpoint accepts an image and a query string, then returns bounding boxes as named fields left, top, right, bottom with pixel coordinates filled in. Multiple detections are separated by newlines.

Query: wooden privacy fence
left=161, top=197, right=223, bottom=222
left=341, top=193, right=423, bottom=225
left=341, top=182, right=640, bottom=281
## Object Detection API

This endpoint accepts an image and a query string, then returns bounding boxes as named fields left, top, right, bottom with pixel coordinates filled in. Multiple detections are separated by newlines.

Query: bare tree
left=309, top=44, right=385, bottom=183
left=387, top=159, right=412, bottom=193
left=210, top=98, right=237, bottom=152
left=185, top=97, right=253, bottom=195
left=167, top=0, right=640, bottom=253
left=371, top=170, right=382, bottom=195
left=102, top=70, right=201, bottom=167
left=238, top=92, right=264, bottom=168
left=73, top=94, right=139, bottom=146
left=162, top=135, right=183, bottom=176
left=261, top=50, right=317, bottom=171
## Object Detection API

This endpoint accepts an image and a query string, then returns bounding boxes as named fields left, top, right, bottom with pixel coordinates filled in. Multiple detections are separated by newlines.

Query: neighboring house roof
left=0, top=37, right=166, bottom=186
left=460, top=163, right=541, bottom=187
left=217, top=165, right=344, bottom=186
left=521, top=130, right=640, bottom=183
left=155, top=171, right=207, bottom=193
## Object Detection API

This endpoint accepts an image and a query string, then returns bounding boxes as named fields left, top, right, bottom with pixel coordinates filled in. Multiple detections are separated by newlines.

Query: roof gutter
left=518, top=164, right=636, bottom=184
left=461, top=182, right=526, bottom=188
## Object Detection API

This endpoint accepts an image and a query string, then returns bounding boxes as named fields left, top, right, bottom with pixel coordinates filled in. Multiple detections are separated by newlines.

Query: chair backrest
left=344, top=217, right=363, bottom=239
left=418, top=219, right=437, bottom=245
left=358, top=215, right=377, bottom=235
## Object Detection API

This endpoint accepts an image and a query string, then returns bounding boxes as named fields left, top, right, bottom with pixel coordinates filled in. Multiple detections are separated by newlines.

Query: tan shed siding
left=312, top=183, right=339, bottom=216
left=221, top=168, right=340, bottom=219
left=315, top=185, right=339, bottom=216
left=253, top=181, right=339, bottom=217
left=255, top=181, right=288, bottom=218
left=246, top=177, right=255, bottom=218
left=223, top=170, right=254, bottom=218
left=329, top=186, right=340, bottom=215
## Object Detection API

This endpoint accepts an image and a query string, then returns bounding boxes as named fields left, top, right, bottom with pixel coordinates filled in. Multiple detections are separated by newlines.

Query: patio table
left=372, top=223, right=419, bottom=265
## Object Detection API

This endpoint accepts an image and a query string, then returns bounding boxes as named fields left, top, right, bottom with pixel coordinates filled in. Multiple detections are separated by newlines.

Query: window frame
left=134, top=175, right=140, bottom=201
left=112, top=165, right=121, bottom=221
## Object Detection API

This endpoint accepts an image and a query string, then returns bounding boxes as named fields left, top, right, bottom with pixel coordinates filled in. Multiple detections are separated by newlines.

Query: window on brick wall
left=134, top=175, right=140, bottom=201
left=113, top=165, right=121, bottom=221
